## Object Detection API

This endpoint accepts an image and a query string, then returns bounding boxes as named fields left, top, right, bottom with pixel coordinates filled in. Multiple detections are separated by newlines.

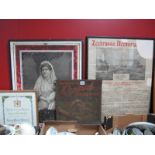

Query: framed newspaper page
left=10, top=40, right=83, bottom=90
left=0, top=91, right=38, bottom=126
left=87, top=37, right=154, bottom=120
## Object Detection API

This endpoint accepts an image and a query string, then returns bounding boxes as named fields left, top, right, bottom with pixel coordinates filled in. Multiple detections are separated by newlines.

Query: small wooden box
left=40, top=120, right=106, bottom=135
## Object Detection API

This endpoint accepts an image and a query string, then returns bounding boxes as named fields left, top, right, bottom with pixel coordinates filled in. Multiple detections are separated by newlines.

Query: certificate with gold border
left=0, top=91, right=38, bottom=126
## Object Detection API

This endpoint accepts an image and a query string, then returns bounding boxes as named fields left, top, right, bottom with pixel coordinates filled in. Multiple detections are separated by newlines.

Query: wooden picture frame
left=87, top=36, right=154, bottom=118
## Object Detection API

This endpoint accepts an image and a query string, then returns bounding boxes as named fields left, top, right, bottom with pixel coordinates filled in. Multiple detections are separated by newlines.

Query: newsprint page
left=88, top=38, right=153, bottom=121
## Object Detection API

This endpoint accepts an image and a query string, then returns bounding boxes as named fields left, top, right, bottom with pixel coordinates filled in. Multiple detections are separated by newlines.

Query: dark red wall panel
left=0, top=19, right=155, bottom=89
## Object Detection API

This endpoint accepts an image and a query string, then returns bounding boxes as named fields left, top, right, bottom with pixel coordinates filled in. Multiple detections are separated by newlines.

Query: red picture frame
left=10, top=40, right=82, bottom=90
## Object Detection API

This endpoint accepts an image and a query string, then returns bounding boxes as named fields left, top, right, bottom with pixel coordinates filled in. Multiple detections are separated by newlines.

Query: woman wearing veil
left=34, top=60, right=56, bottom=122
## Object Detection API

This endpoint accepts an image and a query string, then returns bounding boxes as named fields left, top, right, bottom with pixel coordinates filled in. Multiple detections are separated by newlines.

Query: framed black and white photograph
left=87, top=37, right=154, bottom=120
left=10, top=40, right=82, bottom=122
left=10, top=40, right=82, bottom=90
left=0, top=91, right=38, bottom=126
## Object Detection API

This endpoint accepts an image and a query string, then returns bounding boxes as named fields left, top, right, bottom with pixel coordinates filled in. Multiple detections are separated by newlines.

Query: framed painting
left=87, top=36, right=154, bottom=120
left=56, top=80, right=102, bottom=124
left=0, top=91, right=38, bottom=126
left=10, top=40, right=83, bottom=90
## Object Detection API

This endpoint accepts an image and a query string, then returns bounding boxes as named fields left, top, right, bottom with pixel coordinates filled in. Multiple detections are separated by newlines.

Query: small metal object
left=80, top=81, right=85, bottom=85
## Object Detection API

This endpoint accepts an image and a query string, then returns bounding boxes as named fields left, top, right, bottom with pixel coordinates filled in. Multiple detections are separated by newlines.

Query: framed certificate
left=0, top=91, right=38, bottom=126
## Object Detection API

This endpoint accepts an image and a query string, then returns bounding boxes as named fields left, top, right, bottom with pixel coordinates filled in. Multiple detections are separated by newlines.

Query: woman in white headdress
left=34, top=61, right=56, bottom=122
